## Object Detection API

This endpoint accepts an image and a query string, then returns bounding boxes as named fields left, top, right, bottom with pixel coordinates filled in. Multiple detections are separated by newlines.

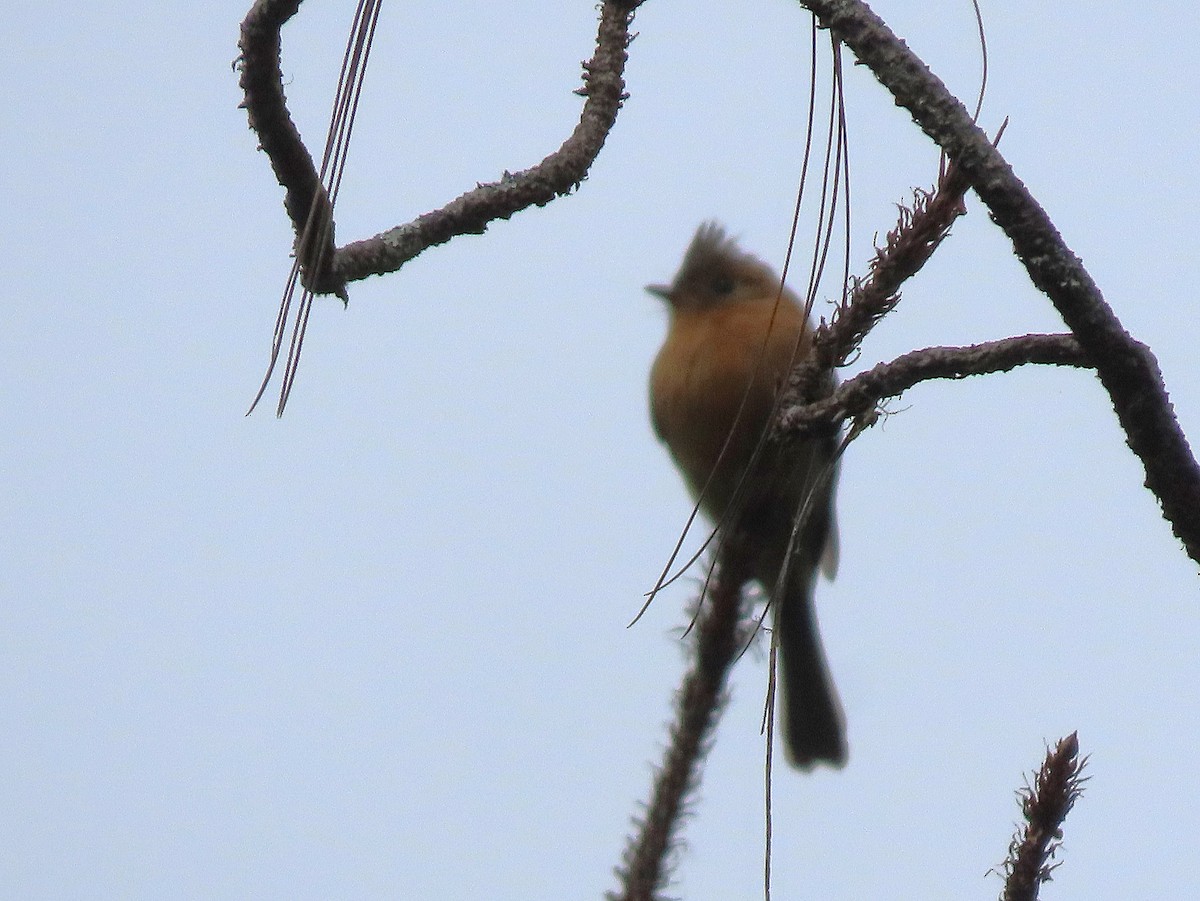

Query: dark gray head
left=646, top=221, right=780, bottom=310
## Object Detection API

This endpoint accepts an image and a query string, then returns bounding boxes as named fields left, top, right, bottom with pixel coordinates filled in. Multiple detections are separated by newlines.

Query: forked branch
left=795, top=0, right=1200, bottom=563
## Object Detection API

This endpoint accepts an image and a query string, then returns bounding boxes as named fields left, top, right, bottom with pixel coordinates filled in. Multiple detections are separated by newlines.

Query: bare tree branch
left=238, top=0, right=340, bottom=294
left=832, top=165, right=971, bottom=368
left=796, top=0, right=1200, bottom=564
left=779, top=160, right=972, bottom=431
left=781, top=333, right=1091, bottom=433
left=238, top=0, right=643, bottom=296
left=1000, top=733, right=1087, bottom=901
left=611, top=541, right=755, bottom=901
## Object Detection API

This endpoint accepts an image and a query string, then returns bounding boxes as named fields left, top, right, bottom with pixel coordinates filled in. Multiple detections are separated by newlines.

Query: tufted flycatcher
left=647, top=222, right=846, bottom=769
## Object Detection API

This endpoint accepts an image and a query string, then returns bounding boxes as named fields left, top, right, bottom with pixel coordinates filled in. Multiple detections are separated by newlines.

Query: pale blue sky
left=2, top=2, right=1197, bottom=898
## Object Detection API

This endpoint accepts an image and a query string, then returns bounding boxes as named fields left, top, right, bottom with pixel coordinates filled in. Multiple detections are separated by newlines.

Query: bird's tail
left=775, top=569, right=847, bottom=769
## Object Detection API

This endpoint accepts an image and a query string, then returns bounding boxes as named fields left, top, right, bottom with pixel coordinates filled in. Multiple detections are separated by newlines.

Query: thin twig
left=611, top=541, right=755, bottom=901
left=781, top=333, right=1091, bottom=434
left=1000, top=733, right=1087, bottom=901
left=777, top=161, right=971, bottom=433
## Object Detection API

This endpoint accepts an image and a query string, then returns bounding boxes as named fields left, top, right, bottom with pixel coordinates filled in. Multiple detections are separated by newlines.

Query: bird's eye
left=710, top=274, right=735, bottom=295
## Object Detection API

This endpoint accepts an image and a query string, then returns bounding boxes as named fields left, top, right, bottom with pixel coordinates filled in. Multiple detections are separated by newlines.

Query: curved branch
left=335, top=1, right=641, bottom=283
left=238, top=0, right=643, bottom=292
left=238, top=0, right=339, bottom=293
left=781, top=334, right=1092, bottom=433
left=796, top=0, right=1200, bottom=563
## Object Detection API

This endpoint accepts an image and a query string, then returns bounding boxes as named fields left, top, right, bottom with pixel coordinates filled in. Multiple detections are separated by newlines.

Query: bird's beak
left=645, top=283, right=672, bottom=300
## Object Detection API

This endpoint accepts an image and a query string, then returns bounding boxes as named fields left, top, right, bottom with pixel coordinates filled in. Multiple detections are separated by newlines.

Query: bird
left=646, top=222, right=846, bottom=769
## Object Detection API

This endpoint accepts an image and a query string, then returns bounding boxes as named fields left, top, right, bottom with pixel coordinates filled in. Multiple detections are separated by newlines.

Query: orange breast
left=650, top=297, right=807, bottom=517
